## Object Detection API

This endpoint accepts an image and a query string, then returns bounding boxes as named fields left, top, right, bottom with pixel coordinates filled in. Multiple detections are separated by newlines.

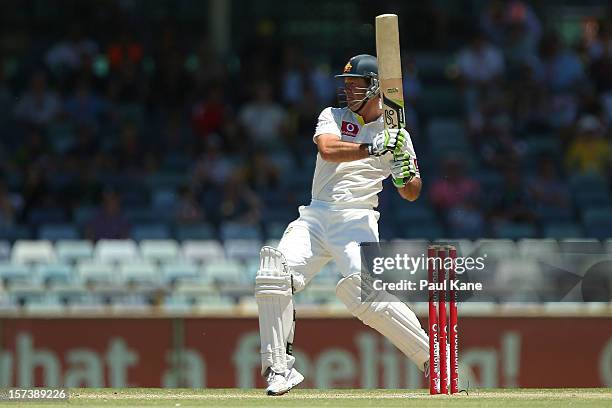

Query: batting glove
left=368, top=128, right=406, bottom=156
left=390, top=151, right=416, bottom=187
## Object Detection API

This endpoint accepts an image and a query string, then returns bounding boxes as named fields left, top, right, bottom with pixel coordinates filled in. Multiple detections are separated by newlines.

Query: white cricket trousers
left=277, top=199, right=380, bottom=287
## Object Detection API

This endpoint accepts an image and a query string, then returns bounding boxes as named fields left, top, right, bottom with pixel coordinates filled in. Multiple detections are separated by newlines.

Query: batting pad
left=255, top=246, right=295, bottom=375
left=336, top=273, right=429, bottom=370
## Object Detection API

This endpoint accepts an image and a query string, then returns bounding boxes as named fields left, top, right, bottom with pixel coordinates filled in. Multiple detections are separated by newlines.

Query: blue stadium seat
left=119, top=261, right=160, bottom=287
left=131, top=223, right=171, bottom=241
left=12, top=240, right=56, bottom=264
left=569, top=173, right=608, bottom=194
left=495, top=223, right=537, bottom=240
left=0, top=226, right=31, bottom=241
left=582, top=208, right=612, bottom=239
left=0, top=241, right=10, bottom=261
left=543, top=222, right=584, bottom=239
left=38, top=223, right=80, bottom=240
left=517, top=239, right=560, bottom=257
left=202, top=260, right=245, bottom=285
left=161, top=261, right=200, bottom=284
left=175, top=223, right=216, bottom=241
left=77, top=261, right=118, bottom=285
left=0, top=263, right=32, bottom=285
left=265, top=222, right=286, bottom=240
left=574, top=191, right=612, bottom=209
left=94, top=239, right=139, bottom=263
left=224, top=239, right=262, bottom=261
left=220, top=222, right=261, bottom=241
left=55, top=240, right=94, bottom=264
left=140, top=240, right=180, bottom=263
left=35, top=263, right=74, bottom=284
left=182, top=240, right=226, bottom=263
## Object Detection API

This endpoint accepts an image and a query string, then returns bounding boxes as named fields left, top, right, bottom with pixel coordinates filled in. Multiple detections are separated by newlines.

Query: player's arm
left=317, top=129, right=405, bottom=163
left=316, top=134, right=369, bottom=163
left=397, top=177, right=422, bottom=201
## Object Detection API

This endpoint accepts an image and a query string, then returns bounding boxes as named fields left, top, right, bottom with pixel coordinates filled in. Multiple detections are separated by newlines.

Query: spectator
left=528, top=155, right=571, bottom=217
left=430, top=156, right=481, bottom=211
left=489, top=165, right=536, bottom=224
left=0, top=182, right=17, bottom=227
left=566, top=115, right=610, bottom=175
left=45, top=25, right=99, bottom=73
left=430, top=156, right=484, bottom=237
left=536, top=32, right=586, bottom=127
left=14, top=71, right=61, bottom=126
left=191, top=85, right=229, bottom=139
left=220, top=170, right=261, bottom=224
left=175, top=186, right=205, bottom=224
left=86, top=190, right=131, bottom=240
left=456, top=31, right=505, bottom=131
left=64, top=77, right=107, bottom=126
left=238, top=82, right=289, bottom=148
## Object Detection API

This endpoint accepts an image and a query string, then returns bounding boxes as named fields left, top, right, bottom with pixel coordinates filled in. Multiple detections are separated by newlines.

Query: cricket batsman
left=255, top=54, right=429, bottom=395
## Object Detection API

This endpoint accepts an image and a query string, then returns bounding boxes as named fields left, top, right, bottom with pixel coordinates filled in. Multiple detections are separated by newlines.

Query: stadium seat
left=9, top=280, right=46, bottom=306
left=604, top=239, right=612, bottom=254
left=575, top=190, right=612, bottom=209
left=0, top=241, right=10, bottom=261
left=0, top=262, right=32, bottom=285
left=11, top=240, right=56, bottom=264
left=140, top=240, right=180, bottom=263
left=495, top=223, right=536, bottom=240
left=119, top=261, right=160, bottom=286
left=94, top=239, right=139, bottom=263
left=264, top=222, right=286, bottom=240
left=131, top=223, right=171, bottom=241
left=77, top=261, right=118, bottom=285
left=182, top=240, right=226, bottom=263
left=224, top=239, right=262, bottom=261
left=559, top=239, right=603, bottom=254
left=23, top=294, right=66, bottom=314
left=35, top=263, right=74, bottom=284
left=264, top=239, right=280, bottom=249
left=73, top=206, right=97, bottom=227
left=493, top=258, right=545, bottom=302
left=543, top=223, right=584, bottom=239
left=473, top=239, right=517, bottom=258
left=517, top=239, right=560, bottom=257
left=202, top=260, right=246, bottom=285
left=582, top=208, right=612, bottom=239
left=38, top=223, right=80, bottom=240
left=152, top=189, right=177, bottom=210
left=175, top=223, right=217, bottom=241
left=569, top=173, right=608, bottom=194
left=161, top=261, right=200, bottom=284
left=55, top=240, right=94, bottom=264
left=220, top=222, right=261, bottom=241
left=0, top=225, right=31, bottom=241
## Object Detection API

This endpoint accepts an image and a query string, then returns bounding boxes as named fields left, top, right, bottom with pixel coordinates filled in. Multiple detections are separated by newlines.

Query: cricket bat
left=375, top=14, right=405, bottom=132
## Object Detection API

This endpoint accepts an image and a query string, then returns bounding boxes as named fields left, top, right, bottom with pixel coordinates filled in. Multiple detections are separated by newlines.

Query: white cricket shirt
left=312, top=106, right=419, bottom=209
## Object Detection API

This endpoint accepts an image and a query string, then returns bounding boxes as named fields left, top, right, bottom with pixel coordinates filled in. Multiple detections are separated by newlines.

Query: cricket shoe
left=265, top=367, right=304, bottom=396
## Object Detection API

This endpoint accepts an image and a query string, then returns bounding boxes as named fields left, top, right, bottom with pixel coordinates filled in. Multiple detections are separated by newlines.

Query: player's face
left=344, top=77, right=369, bottom=111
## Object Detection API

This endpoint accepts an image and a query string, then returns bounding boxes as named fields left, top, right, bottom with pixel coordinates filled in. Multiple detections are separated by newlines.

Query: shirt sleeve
left=313, top=107, right=341, bottom=144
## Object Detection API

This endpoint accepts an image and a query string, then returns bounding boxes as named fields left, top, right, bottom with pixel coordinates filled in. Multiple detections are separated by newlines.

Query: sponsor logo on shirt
left=341, top=121, right=359, bottom=137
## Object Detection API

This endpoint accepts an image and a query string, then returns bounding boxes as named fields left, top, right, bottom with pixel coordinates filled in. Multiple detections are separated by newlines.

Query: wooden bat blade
left=375, top=13, right=405, bottom=130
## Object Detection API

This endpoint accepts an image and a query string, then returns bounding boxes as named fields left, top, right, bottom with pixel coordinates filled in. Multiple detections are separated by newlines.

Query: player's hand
left=390, top=151, right=416, bottom=187
left=391, top=128, right=411, bottom=155
left=368, top=128, right=406, bottom=156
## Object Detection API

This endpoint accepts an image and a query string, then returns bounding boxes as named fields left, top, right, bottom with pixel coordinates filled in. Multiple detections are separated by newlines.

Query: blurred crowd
left=0, top=0, right=611, bottom=241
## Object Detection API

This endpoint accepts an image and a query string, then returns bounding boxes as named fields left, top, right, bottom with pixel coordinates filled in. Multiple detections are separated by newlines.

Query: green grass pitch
left=4, top=388, right=611, bottom=407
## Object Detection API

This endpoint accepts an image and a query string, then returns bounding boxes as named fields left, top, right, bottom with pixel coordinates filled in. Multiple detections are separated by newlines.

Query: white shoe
left=265, top=367, right=304, bottom=396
